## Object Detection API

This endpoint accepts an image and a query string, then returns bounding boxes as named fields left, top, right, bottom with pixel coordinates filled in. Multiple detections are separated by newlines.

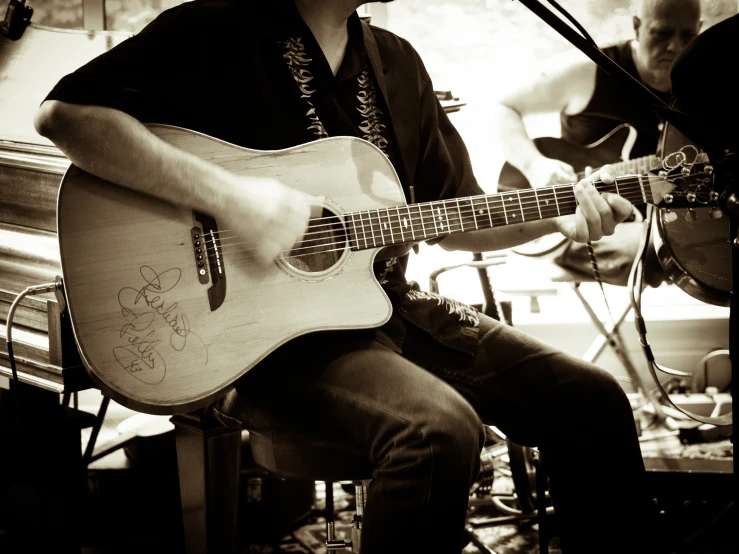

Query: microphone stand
left=515, top=0, right=736, bottom=476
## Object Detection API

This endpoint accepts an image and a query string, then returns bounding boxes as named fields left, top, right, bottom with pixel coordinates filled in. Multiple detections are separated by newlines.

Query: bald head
left=634, top=0, right=701, bottom=20
left=632, top=0, right=702, bottom=91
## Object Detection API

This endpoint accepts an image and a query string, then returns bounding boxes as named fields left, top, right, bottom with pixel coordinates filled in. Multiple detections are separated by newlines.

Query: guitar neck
left=574, top=154, right=661, bottom=181
left=347, top=175, right=654, bottom=251
left=611, top=154, right=661, bottom=177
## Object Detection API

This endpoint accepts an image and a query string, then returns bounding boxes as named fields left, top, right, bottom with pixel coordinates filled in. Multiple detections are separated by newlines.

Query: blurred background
left=2, top=0, right=736, bottom=188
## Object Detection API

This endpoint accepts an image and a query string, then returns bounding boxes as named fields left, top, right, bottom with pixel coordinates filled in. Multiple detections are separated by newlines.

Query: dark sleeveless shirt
left=560, top=41, right=671, bottom=159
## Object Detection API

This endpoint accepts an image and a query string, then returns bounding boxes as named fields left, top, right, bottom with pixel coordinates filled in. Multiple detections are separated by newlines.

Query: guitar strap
left=360, top=18, right=413, bottom=200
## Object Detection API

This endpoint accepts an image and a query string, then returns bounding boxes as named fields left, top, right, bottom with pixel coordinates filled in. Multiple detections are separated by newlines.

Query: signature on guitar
left=114, top=266, right=208, bottom=384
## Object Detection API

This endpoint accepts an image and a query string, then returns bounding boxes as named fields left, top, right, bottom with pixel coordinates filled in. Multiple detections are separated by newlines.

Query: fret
left=469, top=198, right=479, bottom=230
left=503, top=192, right=523, bottom=223
left=455, top=199, right=465, bottom=232
left=518, top=189, right=541, bottom=222
left=441, top=199, right=461, bottom=233
left=371, top=210, right=382, bottom=246
left=532, top=189, right=543, bottom=220
left=539, top=189, right=559, bottom=217
left=562, top=184, right=578, bottom=215
left=552, top=187, right=561, bottom=216
left=417, top=204, right=428, bottom=238
left=516, top=191, right=526, bottom=222
left=487, top=195, right=505, bottom=226
left=636, top=175, right=648, bottom=204
left=395, top=207, right=405, bottom=242
left=614, top=178, right=620, bottom=196
left=405, top=206, right=416, bottom=241
left=359, top=211, right=373, bottom=247
left=442, top=203, right=452, bottom=233
left=500, top=194, right=509, bottom=225
left=369, top=209, right=384, bottom=246
left=483, top=196, right=494, bottom=227
left=349, top=213, right=362, bottom=249
left=430, top=204, right=440, bottom=235
left=383, top=208, right=395, bottom=243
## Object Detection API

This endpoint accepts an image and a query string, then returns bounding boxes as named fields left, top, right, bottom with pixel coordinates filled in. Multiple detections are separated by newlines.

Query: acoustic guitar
left=56, top=124, right=717, bottom=414
left=496, top=123, right=662, bottom=191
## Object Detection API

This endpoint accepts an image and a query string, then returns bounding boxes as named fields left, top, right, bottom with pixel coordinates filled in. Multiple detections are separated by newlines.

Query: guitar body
left=653, top=108, right=732, bottom=307
left=497, top=124, right=637, bottom=191
left=57, top=126, right=401, bottom=414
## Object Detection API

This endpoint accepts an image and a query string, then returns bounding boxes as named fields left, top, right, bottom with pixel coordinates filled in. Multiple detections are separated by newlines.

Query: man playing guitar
left=492, top=0, right=701, bottom=190
left=491, top=0, right=703, bottom=285
left=34, top=1, right=654, bottom=553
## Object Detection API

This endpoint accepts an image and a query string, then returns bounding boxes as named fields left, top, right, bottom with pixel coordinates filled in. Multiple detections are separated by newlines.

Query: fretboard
left=611, top=154, right=662, bottom=177
left=347, top=175, right=653, bottom=251
left=575, top=154, right=661, bottom=181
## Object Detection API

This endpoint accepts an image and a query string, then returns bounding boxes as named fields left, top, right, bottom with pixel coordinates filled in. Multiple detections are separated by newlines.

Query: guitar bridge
left=193, top=212, right=226, bottom=311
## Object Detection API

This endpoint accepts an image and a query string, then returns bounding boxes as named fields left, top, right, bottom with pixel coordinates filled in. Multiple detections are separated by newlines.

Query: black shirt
left=45, top=0, right=484, bottom=355
left=560, top=40, right=672, bottom=159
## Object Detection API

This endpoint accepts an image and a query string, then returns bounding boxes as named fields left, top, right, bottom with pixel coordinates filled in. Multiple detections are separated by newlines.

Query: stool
left=249, top=429, right=374, bottom=552
left=537, top=262, right=669, bottom=423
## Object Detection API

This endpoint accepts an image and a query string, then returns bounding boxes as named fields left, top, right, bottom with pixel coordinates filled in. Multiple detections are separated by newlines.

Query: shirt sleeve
left=415, top=77, right=484, bottom=203
left=43, top=5, right=201, bottom=123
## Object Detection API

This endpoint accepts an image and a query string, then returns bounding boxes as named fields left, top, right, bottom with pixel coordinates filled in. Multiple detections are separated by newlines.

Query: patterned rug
left=241, top=437, right=735, bottom=554
left=243, top=476, right=562, bottom=554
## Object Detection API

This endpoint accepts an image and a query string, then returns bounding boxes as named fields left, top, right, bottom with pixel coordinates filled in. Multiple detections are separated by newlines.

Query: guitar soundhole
left=282, top=207, right=347, bottom=274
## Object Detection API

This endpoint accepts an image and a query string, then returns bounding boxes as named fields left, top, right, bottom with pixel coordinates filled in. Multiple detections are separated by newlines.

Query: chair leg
left=350, top=480, right=368, bottom=553
left=170, top=412, right=241, bottom=554
left=325, top=480, right=369, bottom=553
left=533, top=455, right=549, bottom=554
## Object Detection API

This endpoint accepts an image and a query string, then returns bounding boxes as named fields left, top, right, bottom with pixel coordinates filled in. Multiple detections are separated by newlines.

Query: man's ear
left=633, top=15, right=641, bottom=38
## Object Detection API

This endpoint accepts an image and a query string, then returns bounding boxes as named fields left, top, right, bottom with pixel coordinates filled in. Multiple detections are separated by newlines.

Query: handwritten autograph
left=114, top=266, right=207, bottom=384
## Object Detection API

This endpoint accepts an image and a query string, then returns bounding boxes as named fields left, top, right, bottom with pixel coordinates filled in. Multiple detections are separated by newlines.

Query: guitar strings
left=202, top=147, right=706, bottom=246
left=179, top=149, right=712, bottom=270
left=202, top=188, right=657, bottom=264
left=201, top=193, right=655, bottom=271
left=196, top=182, right=648, bottom=255
left=201, top=177, right=655, bottom=249
left=191, top=174, right=709, bottom=267
left=202, top=178, right=647, bottom=242
left=225, top=193, right=649, bottom=266
left=204, top=153, right=700, bottom=243
left=208, top=191, right=645, bottom=260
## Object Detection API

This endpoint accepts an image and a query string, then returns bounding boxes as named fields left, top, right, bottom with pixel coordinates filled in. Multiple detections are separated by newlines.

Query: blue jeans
left=213, top=312, right=651, bottom=553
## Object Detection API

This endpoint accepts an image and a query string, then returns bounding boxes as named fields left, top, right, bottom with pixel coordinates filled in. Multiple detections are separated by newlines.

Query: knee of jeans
left=578, top=365, right=633, bottom=418
left=424, top=395, right=485, bottom=463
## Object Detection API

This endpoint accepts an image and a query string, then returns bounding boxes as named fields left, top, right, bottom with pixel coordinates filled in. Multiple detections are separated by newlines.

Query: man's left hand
left=554, top=164, right=634, bottom=243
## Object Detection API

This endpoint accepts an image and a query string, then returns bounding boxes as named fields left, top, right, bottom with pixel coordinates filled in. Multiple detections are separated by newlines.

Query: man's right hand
left=524, top=157, right=578, bottom=189
left=221, top=176, right=313, bottom=264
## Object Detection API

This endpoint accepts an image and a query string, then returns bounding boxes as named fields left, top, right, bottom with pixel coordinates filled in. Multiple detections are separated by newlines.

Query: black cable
left=5, top=281, right=64, bottom=449
left=545, top=0, right=597, bottom=46
left=629, top=207, right=732, bottom=427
